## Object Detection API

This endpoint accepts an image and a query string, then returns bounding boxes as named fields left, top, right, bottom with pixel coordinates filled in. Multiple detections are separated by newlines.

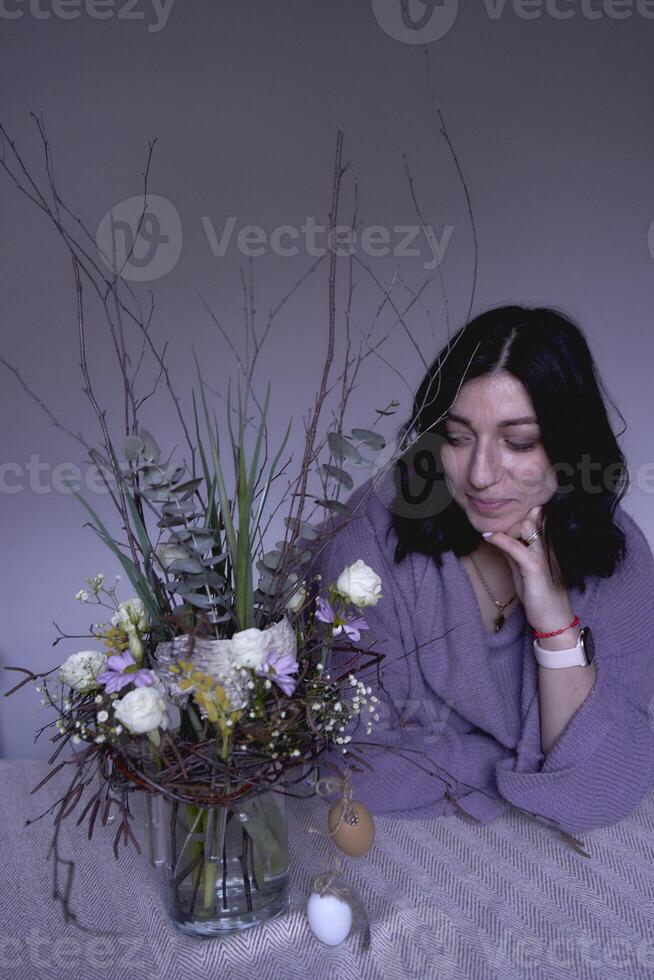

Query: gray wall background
left=2, top=0, right=653, bottom=758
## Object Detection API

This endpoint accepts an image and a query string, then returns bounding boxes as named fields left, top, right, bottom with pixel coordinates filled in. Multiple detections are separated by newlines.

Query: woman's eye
left=507, top=442, right=536, bottom=452
left=444, top=434, right=536, bottom=452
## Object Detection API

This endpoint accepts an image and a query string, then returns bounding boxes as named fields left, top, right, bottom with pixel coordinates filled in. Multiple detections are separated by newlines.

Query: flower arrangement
left=1, top=123, right=401, bottom=932
left=5, top=364, right=393, bottom=931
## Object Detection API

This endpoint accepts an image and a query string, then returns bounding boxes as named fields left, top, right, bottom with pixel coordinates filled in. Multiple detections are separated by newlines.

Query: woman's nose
left=468, top=441, right=502, bottom=489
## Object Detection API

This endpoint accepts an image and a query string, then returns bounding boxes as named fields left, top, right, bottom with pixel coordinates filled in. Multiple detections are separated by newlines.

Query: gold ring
left=523, top=529, right=542, bottom=547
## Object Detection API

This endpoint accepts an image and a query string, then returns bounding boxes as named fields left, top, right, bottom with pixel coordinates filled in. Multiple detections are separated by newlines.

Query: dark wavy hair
left=387, top=305, right=629, bottom=593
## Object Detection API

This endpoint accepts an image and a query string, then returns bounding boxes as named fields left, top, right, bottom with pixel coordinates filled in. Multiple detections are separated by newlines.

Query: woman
left=313, top=305, right=654, bottom=833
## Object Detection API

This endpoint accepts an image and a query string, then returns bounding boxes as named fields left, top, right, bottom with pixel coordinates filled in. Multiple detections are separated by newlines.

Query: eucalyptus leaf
left=140, top=465, right=168, bottom=488
left=163, top=580, right=202, bottom=596
left=261, top=549, right=283, bottom=570
left=328, top=432, right=362, bottom=464
left=207, top=611, right=232, bottom=624
left=186, top=531, right=218, bottom=549
left=169, top=466, right=186, bottom=485
left=283, top=517, right=319, bottom=540
left=351, top=427, right=386, bottom=450
left=257, top=577, right=282, bottom=598
left=168, top=529, right=193, bottom=541
left=200, top=570, right=226, bottom=590
left=320, top=463, right=353, bottom=489
left=183, top=593, right=219, bottom=609
left=124, top=436, right=144, bottom=461
left=273, top=543, right=311, bottom=563
left=138, top=428, right=161, bottom=464
left=140, top=487, right=174, bottom=504
left=202, top=552, right=228, bottom=567
left=170, top=478, right=203, bottom=498
left=161, top=502, right=198, bottom=517
left=168, top=557, right=206, bottom=575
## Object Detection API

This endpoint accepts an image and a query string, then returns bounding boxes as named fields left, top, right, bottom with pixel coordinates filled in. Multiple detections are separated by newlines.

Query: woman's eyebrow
left=444, top=413, right=538, bottom=428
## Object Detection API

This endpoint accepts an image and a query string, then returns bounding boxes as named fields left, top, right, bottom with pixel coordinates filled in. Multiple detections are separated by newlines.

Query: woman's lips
left=466, top=495, right=511, bottom=514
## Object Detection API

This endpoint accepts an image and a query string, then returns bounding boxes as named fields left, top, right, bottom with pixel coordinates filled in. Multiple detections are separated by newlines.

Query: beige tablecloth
left=1, top=760, right=653, bottom=980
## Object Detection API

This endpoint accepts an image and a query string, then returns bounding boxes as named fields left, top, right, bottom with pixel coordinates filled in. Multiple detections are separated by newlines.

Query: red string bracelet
left=531, top=614, right=580, bottom=639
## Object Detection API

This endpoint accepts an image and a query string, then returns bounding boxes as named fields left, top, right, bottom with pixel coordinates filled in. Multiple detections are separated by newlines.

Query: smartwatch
left=533, top=626, right=595, bottom=669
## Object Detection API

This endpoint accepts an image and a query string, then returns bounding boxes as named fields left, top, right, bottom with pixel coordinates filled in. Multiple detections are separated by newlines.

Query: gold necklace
left=469, top=553, right=517, bottom=632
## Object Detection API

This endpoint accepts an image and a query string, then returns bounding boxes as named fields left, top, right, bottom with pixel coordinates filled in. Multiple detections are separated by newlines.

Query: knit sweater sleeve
left=494, top=510, right=654, bottom=833
left=309, top=491, right=470, bottom=821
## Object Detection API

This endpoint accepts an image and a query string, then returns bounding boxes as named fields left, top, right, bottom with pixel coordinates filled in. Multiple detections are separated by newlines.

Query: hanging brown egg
left=327, top=799, right=375, bottom=857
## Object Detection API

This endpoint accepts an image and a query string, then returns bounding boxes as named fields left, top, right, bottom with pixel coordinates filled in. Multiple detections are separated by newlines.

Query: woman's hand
left=483, top=505, right=574, bottom=634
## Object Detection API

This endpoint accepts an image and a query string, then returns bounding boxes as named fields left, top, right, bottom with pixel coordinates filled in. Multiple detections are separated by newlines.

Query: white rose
left=230, top=627, right=268, bottom=669
left=59, top=650, right=107, bottom=693
left=111, top=597, right=149, bottom=634
left=335, top=560, right=382, bottom=608
left=286, top=582, right=306, bottom=615
left=113, top=687, right=169, bottom=735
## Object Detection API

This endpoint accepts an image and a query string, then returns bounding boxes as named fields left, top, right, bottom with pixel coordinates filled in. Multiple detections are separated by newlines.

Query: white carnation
left=230, top=627, right=268, bottom=669
left=59, top=650, right=107, bottom=693
left=335, top=560, right=382, bottom=608
left=113, top=687, right=169, bottom=735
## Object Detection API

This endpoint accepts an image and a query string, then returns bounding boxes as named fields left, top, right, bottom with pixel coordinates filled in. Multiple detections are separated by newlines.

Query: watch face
left=580, top=627, right=595, bottom=665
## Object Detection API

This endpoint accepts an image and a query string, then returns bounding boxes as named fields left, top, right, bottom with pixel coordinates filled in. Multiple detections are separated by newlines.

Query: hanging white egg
left=306, top=891, right=353, bottom=946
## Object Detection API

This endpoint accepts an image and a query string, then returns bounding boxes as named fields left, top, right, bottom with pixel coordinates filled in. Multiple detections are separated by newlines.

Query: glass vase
left=149, top=790, right=290, bottom=937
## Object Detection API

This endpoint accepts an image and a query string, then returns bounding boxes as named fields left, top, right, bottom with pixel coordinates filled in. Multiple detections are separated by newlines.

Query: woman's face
left=440, top=371, right=558, bottom=537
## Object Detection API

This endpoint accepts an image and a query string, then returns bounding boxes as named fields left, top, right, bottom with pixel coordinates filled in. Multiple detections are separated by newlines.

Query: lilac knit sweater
left=312, top=471, right=654, bottom=834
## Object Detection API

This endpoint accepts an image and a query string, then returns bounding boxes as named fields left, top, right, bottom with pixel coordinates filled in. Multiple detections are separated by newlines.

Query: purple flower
left=97, top=651, right=155, bottom=694
left=256, top=649, right=299, bottom=697
left=315, top=596, right=335, bottom=625
left=315, top=595, right=369, bottom=641
left=335, top=616, right=369, bottom=642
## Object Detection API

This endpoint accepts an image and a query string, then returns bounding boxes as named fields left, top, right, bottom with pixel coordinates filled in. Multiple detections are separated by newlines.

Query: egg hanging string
left=307, top=763, right=360, bottom=841
left=311, top=856, right=351, bottom=901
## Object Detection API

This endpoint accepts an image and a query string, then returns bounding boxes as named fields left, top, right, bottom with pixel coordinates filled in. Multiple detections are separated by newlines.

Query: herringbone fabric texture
left=2, top=760, right=653, bottom=980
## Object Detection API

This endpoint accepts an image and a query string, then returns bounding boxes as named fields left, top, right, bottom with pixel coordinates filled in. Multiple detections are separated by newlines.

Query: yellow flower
left=173, top=661, right=243, bottom=736
left=101, top=625, right=130, bottom=653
